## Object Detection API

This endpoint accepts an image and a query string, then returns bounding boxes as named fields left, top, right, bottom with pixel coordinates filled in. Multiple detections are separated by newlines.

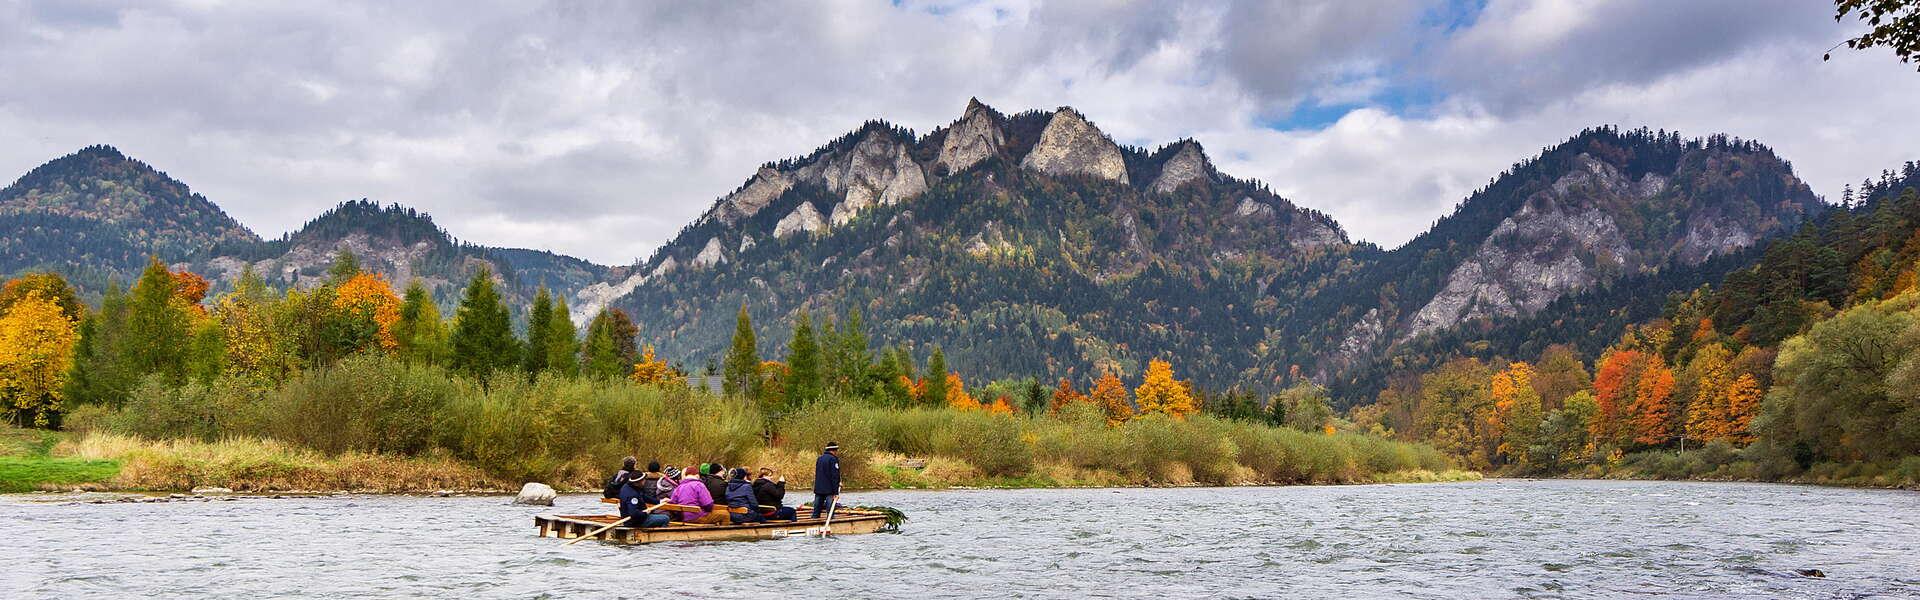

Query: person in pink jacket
left=669, top=465, right=728, bottom=524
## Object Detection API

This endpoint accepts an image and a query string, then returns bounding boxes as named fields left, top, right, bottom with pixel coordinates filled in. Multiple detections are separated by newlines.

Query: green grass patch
left=0, top=455, right=121, bottom=492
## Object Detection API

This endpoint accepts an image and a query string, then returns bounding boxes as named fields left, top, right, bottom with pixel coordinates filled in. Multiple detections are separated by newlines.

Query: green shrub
left=264, top=353, right=457, bottom=455
left=444, top=375, right=594, bottom=482
left=930, top=411, right=1033, bottom=477
left=778, top=400, right=879, bottom=487
left=115, top=374, right=269, bottom=442
left=586, top=382, right=762, bottom=467
left=870, top=408, right=951, bottom=456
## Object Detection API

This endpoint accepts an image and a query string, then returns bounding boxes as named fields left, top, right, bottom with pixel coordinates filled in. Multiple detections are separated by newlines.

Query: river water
left=3, top=480, right=1915, bottom=599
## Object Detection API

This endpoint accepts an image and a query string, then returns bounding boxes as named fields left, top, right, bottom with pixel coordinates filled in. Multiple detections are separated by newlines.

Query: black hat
left=824, top=442, right=840, bottom=451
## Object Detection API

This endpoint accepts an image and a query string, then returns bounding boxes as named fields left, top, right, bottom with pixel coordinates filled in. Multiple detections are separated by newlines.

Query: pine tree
left=393, top=279, right=447, bottom=365
left=523, top=287, right=554, bottom=374
left=581, top=310, right=625, bottom=380
left=326, top=249, right=361, bottom=283
left=447, top=267, right=520, bottom=380
left=605, top=309, right=639, bottom=365
left=921, top=347, right=949, bottom=408
left=546, top=298, right=579, bottom=376
left=722, top=306, right=759, bottom=399
left=786, top=313, right=821, bottom=407
left=829, top=309, right=870, bottom=395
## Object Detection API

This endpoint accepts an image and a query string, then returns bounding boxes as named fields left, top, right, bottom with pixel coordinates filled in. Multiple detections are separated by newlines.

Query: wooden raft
left=535, top=509, right=892, bottom=544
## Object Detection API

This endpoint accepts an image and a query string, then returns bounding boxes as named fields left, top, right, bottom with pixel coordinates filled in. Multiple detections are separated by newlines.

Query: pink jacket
left=668, top=477, right=715, bottom=519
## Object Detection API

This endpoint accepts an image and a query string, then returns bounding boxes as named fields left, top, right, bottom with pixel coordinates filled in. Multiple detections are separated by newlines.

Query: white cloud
left=0, top=0, right=1912, bottom=265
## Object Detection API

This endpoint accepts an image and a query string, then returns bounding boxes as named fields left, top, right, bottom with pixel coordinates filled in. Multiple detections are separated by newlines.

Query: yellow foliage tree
left=333, top=273, right=402, bottom=349
left=1089, top=371, right=1133, bottom=425
left=1684, top=343, right=1735, bottom=443
left=0, top=291, right=78, bottom=426
left=630, top=345, right=679, bottom=386
left=944, top=372, right=981, bottom=411
left=1133, top=359, right=1196, bottom=419
left=986, top=396, right=1016, bottom=414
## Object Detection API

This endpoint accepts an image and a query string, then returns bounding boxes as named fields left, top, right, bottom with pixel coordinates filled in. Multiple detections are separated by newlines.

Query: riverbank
left=3, top=427, right=1478, bottom=494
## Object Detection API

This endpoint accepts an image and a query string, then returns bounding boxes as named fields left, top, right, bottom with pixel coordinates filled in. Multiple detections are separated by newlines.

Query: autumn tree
left=0, top=291, right=78, bottom=426
left=334, top=273, right=402, bottom=350
left=1276, top=382, right=1334, bottom=433
left=1049, top=378, right=1088, bottom=414
left=1133, top=359, right=1197, bottom=419
left=1590, top=349, right=1646, bottom=449
left=1831, top=0, right=1920, bottom=68
left=1532, top=391, right=1597, bottom=471
left=1723, top=374, right=1764, bottom=444
left=1532, top=345, right=1590, bottom=410
left=1627, top=355, right=1677, bottom=447
left=944, top=372, right=981, bottom=411
left=0, top=272, right=83, bottom=322
left=1088, top=370, right=1133, bottom=425
left=1683, top=343, right=1735, bottom=444
left=630, top=345, right=679, bottom=386
left=1490, top=361, right=1544, bottom=469
left=213, top=267, right=280, bottom=378
left=1415, top=358, right=1496, bottom=470
left=447, top=267, right=519, bottom=380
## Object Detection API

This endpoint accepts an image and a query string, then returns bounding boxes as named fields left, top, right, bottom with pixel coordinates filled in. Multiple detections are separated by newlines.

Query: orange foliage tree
left=1048, top=378, right=1087, bottom=414
left=1088, top=371, right=1133, bottom=425
left=1723, top=374, right=1763, bottom=444
left=944, top=372, right=981, bottom=411
left=333, top=273, right=403, bottom=349
left=1489, top=361, right=1543, bottom=466
left=1683, top=343, right=1734, bottom=444
left=1133, top=359, right=1197, bottom=419
left=1627, top=355, right=1676, bottom=447
left=986, top=396, right=1016, bottom=414
left=1590, top=349, right=1645, bottom=448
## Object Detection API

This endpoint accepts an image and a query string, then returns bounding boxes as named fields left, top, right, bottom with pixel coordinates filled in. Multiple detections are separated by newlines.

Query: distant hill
left=0, top=108, right=1827, bottom=401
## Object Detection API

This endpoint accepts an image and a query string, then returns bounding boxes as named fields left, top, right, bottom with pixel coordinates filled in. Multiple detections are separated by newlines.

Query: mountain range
left=0, top=100, right=1823, bottom=401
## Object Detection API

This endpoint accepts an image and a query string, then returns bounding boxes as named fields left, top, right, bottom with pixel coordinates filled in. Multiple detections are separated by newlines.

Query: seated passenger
left=702, top=461, right=728, bottom=500
left=619, top=460, right=671, bottom=528
left=754, top=467, right=798, bottom=521
left=669, top=465, right=729, bottom=525
left=725, top=468, right=767, bottom=524
left=603, top=456, right=637, bottom=500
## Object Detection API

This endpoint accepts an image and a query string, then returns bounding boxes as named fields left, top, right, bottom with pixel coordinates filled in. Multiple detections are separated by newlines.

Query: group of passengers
left=602, top=442, right=841, bottom=529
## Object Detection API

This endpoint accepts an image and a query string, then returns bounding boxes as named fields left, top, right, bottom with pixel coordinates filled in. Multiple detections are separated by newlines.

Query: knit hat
left=664, top=466, right=683, bottom=479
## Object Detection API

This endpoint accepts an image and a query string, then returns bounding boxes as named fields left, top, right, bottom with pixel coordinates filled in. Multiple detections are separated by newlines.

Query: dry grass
left=58, top=433, right=512, bottom=493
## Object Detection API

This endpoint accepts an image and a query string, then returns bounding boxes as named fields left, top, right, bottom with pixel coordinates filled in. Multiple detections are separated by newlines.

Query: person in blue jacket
left=723, top=468, right=767, bottom=524
left=619, top=462, right=672, bottom=528
left=811, top=442, right=841, bottom=518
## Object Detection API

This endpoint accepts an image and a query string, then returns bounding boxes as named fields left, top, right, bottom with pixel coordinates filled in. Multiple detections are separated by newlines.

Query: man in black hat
left=811, top=442, right=841, bottom=519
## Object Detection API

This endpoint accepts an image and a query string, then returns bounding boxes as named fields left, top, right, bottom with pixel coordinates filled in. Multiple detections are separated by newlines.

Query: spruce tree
left=448, top=267, right=520, bottom=380
left=64, top=284, right=132, bottom=406
left=523, top=287, right=554, bottom=374
left=722, top=305, right=759, bottom=399
left=546, top=298, right=579, bottom=376
left=787, top=313, right=821, bottom=407
left=326, top=249, right=361, bottom=283
left=833, top=309, right=871, bottom=395
left=581, top=310, right=624, bottom=380
left=921, top=347, right=948, bottom=407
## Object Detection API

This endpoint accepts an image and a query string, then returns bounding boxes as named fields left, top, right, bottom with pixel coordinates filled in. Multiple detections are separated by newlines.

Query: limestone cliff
left=1019, top=108, right=1129, bottom=184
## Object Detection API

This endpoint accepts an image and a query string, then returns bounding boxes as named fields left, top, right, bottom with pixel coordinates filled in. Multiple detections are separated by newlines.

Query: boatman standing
left=812, top=442, right=841, bottom=519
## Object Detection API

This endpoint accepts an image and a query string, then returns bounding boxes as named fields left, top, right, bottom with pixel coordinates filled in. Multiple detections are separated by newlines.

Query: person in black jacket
left=811, top=442, right=841, bottom=519
left=754, top=467, right=797, bottom=521
left=701, top=461, right=728, bottom=500
left=603, top=456, right=637, bottom=499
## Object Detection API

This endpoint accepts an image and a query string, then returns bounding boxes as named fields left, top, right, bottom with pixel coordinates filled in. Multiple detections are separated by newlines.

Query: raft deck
left=535, top=510, right=892, bottom=544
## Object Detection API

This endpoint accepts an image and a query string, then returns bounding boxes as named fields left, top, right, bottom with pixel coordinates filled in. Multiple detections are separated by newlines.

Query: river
left=3, top=480, right=1915, bottom=598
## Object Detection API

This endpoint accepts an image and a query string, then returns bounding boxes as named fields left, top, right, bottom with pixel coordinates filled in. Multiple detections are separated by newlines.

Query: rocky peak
left=773, top=202, right=825, bottom=238
left=1148, top=140, right=1213, bottom=195
left=1019, top=107, right=1129, bottom=184
left=826, top=130, right=927, bottom=226
left=713, top=166, right=793, bottom=225
left=935, top=98, right=1005, bottom=176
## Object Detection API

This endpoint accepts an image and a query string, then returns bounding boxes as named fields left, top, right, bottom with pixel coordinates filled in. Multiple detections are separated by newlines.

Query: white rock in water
left=191, top=486, right=234, bottom=495
left=514, top=482, right=556, bottom=506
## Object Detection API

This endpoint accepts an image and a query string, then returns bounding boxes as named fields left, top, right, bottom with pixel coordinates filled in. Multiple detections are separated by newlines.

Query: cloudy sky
left=2, top=0, right=1914, bottom=264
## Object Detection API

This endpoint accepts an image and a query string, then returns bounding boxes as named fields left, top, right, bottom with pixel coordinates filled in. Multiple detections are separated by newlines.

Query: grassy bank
left=0, top=427, right=119, bottom=492
left=8, top=354, right=1473, bottom=493
left=1565, top=443, right=1920, bottom=490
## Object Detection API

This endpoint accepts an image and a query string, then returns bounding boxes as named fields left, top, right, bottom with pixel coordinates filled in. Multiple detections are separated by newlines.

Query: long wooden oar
left=813, top=499, right=839, bottom=537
